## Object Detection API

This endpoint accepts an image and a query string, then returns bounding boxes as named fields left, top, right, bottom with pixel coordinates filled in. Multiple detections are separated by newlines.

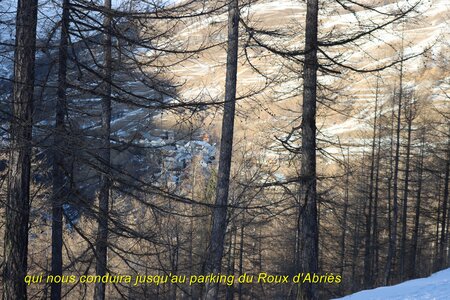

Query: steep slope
left=167, top=0, right=449, bottom=161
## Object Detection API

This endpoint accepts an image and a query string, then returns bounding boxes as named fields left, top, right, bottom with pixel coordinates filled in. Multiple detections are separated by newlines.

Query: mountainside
left=2, top=0, right=448, bottom=159
left=0, top=1, right=449, bottom=299
left=166, top=0, right=449, bottom=160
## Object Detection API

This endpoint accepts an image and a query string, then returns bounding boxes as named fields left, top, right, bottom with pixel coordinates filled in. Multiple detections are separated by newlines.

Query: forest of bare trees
left=0, top=0, right=449, bottom=299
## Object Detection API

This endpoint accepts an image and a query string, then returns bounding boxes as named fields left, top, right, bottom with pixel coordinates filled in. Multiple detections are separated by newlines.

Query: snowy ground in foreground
left=335, top=268, right=450, bottom=300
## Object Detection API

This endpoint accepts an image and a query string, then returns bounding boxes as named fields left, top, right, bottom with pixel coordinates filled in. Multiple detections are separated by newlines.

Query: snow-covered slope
left=335, top=268, right=450, bottom=300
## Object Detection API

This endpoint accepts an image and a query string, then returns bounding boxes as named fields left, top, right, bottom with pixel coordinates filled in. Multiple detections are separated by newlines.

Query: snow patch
left=335, top=268, right=450, bottom=300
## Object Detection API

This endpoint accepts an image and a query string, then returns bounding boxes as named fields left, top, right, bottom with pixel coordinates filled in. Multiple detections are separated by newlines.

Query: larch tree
left=410, top=126, right=426, bottom=277
left=239, top=0, right=423, bottom=297
left=438, top=125, right=450, bottom=268
left=203, top=0, right=239, bottom=299
left=384, top=56, right=404, bottom=285
left=298, top=0, right=319, bottom=299
left=3, top=0, right=38, bottom=299
left=364, top=78, right=380, bottom=288
left=399, top=90, right=417, bottom=279
left=50, top=0, right=70, bottom=299
left=94, top=0, right=112, bottom=299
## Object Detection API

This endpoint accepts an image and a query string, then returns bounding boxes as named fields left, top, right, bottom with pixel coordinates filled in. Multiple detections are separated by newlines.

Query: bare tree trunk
left=384, top=94, right=395, bottom=286
left=238, top=214, right=244, bottom=300
left=51, top=1, right=70, bottom=299
left=94, top=0, right=112, bottom=299
left=400, top=97, right=413, bottom=279
left=339, top=149, right=350, bottom=277
left=351, top=189, right=363, bottom=293
left=372, top=114, right=382, bottom=282
left=364, top=80, right=379, bottom=288
left=299, top=0, right=319, bottom=299
left=169, top=231, right=180, bottom=300
left=203, top=1, right=239, bottom=299
left=339, top=149, right=350, bottom=294
left=411, top=129, right=425, bottom=277
left=435, top=178, right=442, bottom=270
left=438, top=128, right=450, bottom=268
left=189, top=166, right=196, bottom=300
left=226, top=227, right=236, bottom=300
left=3, top=0, right=38, bottom=299
left=384, top=59, right=404, bottom=285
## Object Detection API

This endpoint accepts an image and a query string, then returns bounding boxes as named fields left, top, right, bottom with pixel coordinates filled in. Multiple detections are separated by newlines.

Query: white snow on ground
left=335, top=268, right=450, bottom=300
left=245, top=0, right=302, bottom=13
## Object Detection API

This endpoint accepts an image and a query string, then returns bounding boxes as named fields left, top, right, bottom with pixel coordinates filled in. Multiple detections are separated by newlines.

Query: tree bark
left=438, top=127, right=450, bottom=268
left=411, top=129, right=425, bottom=277
left=339, top=149, right=350, bottom=293
left=203, top=1, right=239, bottom=299
left=50, top=1, right=70, bottom=299
left=299, top=0, right=319, bottom=299
left=435, top=178, right=442, bottom=270
left=351, top=186, right=363, bottom=292
left=384, top=59, right=404, bottom=285
left=226, top=227, right=236, bottom=300
left=364, top=80, right=379, bottom=288
left=94, top=0, right=112, bottom=299
left=3, top=0, right=38, bottom=299
left=384, top=94, right=395, bottom=285
left=400, top=97, right=413, bottom=279
left=238, top=214, right=244, bottom=300
left=372, top=111, right=382, bottom=282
